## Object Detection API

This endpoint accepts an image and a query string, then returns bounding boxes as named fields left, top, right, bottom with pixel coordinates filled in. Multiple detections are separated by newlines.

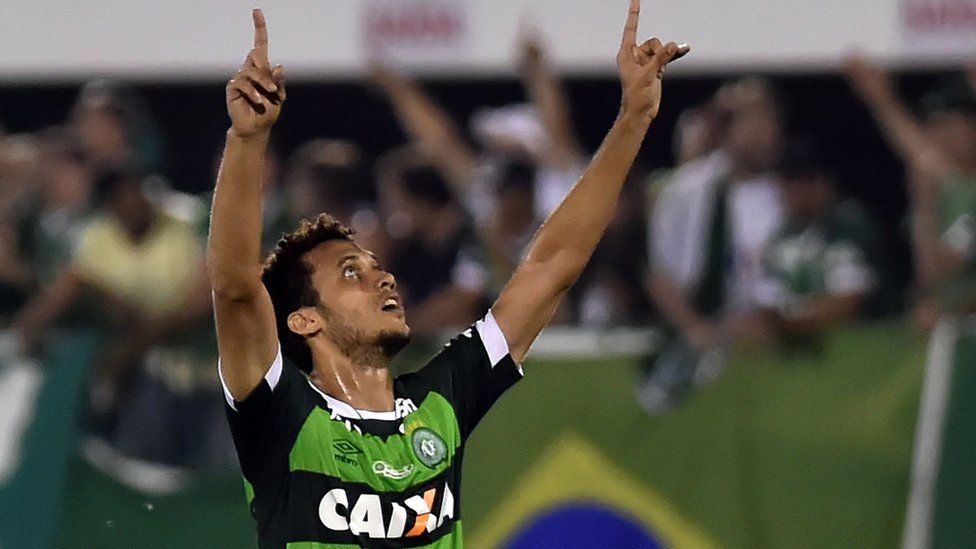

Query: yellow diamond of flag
left=469, top=432, right=717, bottom=548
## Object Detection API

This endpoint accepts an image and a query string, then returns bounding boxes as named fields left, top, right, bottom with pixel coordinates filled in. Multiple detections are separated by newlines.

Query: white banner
left=0, top=0, right=973, bottom=82
left=898, top=0, right=976, bottom=60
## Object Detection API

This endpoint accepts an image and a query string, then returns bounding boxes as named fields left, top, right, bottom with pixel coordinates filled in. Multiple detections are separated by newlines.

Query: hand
left=226, top=9, right=287, bottom=138
left=844, top=54, right=893, bottom=105
left=685, top=319, right=719, bottom=351
left=616, top=0, right=689, bottom=123
left=517, top=31, right=544, bottom=76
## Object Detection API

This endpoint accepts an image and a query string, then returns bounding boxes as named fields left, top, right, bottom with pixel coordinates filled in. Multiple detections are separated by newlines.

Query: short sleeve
left=218, top=347, right=312, bottom=493
left=72, top=221, right=112, bottom=285
left=399, top=310, right=523, bottom=439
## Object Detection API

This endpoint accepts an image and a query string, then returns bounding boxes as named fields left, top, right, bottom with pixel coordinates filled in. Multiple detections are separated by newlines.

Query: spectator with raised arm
left=846, top=56, right=976, bottom=549
left=370, top=31, right=585, bottom=231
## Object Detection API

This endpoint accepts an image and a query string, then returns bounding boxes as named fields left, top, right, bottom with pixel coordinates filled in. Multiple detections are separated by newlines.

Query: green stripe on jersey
left=289, top=392, right=461, bottom=493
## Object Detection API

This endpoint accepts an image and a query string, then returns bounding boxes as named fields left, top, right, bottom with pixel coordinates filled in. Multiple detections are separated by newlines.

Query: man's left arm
left=492, top=0, right=687, bottom=362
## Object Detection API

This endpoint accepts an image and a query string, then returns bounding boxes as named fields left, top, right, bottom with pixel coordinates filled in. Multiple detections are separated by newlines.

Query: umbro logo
left=333, top=440, right=362, bottom=455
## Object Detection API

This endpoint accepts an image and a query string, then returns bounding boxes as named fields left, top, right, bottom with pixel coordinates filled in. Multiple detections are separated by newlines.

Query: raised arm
left=493, top=0, right=687, bottom=361
left=845, top=55, right=954, bottom=180
left=208, top=9, right=287, bottom=401
left=518, top=34, right=585, bottom=170
left=370, top=65, right=479, bottom=189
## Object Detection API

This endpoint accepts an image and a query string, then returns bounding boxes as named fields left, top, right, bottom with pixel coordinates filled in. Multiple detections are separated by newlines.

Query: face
left=107, top=182, right=154, bottom=239
left=297, top=239, right=410, bottom=358
left=724, top=102, right=783, bottom=172
left=73, top=107, right=128, bottom=164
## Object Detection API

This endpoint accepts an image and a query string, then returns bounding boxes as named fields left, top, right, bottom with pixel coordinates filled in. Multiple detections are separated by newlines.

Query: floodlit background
left=1, top=0, right=975, bottom=547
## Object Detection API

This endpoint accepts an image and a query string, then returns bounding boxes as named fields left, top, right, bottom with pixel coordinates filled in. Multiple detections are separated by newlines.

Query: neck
left=308, top=339, right=395, bottom=412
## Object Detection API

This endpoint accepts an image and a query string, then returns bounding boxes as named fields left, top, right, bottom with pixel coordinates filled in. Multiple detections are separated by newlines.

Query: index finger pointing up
left=621, top=0, right=640, bottom=48
left=253, top=8, right=269, bottom=52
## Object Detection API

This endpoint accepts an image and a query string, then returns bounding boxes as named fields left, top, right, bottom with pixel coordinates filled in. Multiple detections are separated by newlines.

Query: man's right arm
left=208, top=9, right=286, bottom=402
left=845, top=55, right=954, bottom=180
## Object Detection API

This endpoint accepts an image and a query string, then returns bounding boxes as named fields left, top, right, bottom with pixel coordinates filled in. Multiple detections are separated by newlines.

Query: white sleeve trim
left=218, top=345, right=284, bottom=412
left=475, top=310, right=523, bottom=376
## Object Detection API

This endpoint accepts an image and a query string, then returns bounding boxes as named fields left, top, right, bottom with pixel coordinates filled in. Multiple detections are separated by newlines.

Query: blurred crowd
left=0, top=41, right=974, bottom=488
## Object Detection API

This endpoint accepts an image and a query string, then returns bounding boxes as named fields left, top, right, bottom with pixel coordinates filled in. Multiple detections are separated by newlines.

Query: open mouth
left=381, top=297, right=401, bottom=312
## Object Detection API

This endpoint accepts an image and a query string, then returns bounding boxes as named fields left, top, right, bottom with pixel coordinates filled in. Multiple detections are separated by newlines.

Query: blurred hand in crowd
left=845, top=55, right=895, bottom=105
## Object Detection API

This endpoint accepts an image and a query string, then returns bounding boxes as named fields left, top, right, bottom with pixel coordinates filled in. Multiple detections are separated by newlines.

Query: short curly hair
left=262, top=213, right=353, bottom=373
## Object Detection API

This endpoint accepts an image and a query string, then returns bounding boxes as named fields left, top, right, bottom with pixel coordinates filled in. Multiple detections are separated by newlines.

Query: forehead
left=304, top=239, right=374, bottom=271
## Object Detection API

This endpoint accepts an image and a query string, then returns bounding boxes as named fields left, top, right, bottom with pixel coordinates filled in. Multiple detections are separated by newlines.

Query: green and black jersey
left=219, top=311, right=522, bottom=548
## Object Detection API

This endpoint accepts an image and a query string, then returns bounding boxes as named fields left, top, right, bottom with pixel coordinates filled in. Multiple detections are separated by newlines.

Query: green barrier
left=465, top=320, right=926, bottom=548
left=0, top=332, right=98, bottom=549
left=54, top=321, right=926, bottom=548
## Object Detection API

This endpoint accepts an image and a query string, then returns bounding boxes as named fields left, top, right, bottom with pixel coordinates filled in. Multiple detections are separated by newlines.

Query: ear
left=287, top=307, right=322, bottom=337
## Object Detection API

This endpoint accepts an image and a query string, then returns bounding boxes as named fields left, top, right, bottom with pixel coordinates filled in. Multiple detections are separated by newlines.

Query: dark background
left=1, top=71, right=955, bottom=293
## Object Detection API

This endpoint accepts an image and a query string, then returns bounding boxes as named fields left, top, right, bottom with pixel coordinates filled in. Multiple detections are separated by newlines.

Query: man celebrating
left=208, top=4, right=686, bottom=547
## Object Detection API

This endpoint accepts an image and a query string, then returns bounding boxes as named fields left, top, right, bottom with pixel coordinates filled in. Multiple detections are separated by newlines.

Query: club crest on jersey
left=411, top=427, right=447, bottom=468
left=373, top=460, right=415, bottom=480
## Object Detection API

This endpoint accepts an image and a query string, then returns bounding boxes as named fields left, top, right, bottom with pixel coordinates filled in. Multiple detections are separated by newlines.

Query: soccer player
left=208, top=3, right=687, bottom=547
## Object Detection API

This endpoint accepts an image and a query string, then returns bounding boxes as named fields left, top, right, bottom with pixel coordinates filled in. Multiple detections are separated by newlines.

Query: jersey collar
left=306, top=380, right=401, bottom=421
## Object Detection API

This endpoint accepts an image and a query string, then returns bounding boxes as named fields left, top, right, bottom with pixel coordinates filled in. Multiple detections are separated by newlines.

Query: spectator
left=847, top=57, right=976, bottom=548
left=479, top=155, right=538, bottom=282
left=0, top=133, right=40, bottom=319
left=71, top=80, right=165, bottom=174
left=370, top=32, right=584, bottom=259
left=18, top=130, right=93, bottom=283
left=754, top=139, right=882, bottom=348
left=638, top=78, right=786, bottom=414
left=10, top=167, right=229, bottom=489
left=0, top=131, right=94, bottom=325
